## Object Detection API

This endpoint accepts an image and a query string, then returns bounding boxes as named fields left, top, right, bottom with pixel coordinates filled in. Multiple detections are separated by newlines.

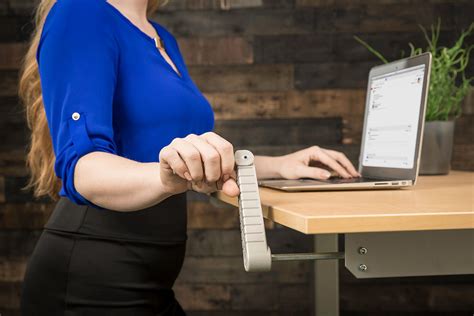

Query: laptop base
left=257, top=178, right=413, bottom=192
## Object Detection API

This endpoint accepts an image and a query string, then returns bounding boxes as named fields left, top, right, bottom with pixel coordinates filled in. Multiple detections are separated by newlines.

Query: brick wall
left=1, top=0, right=473, bottom=315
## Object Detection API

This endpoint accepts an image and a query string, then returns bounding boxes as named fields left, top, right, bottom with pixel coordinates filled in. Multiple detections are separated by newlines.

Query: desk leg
left=314, top=234, right=339, bottom=316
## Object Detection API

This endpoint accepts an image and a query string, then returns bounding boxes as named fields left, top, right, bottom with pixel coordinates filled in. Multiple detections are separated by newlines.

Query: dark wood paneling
left=0, top=202, right=53, bottom=229
left=156, top=3, right=472, bottom=35
left=454, top=115, right=473, bottom=145
left=0, top=1, right=8, bottom=14
left=340, top=283, right=474, bottom=313
left=0, top=96, right=22, bottom=123
left=463, top=88, right=473, bottom=115
left=296, top=0, right=473, bottom=6
left=0, top=71, right=19, bottom=96
left=178, top=37, right=253, bottom=65
left=0, top=97, right=28, bottom=151
left=2, top=176, right=36, bottom=203
left=0, top=43, right=26, bottom=70
left=254, top=31, right=463, bottom=64
left=186, top=312, right=308, bottom=316
left=262, top=0, right=295, bottom=9
left=0, top=15, right=33, bottom=42
left=214, top=117, right=342, bottom=147
left=295, top=62, right=372, bottom=89
left=0, top=230, right=41, bottom=258
left=2, top=0, right=38, bottom=15
left=174, top=283, right=310, bottom=312
left=310, top=3, right=472, bottom=33
left=0, top=281, right=21, bottom=311
left=230, top=283, right=310, bottom=311
left=186, top=228, right=312, bottom=257
left=176, top=257, right=311, bottom=284
left=207, top=89, right=366, bottom=145
left=207, top=89, right=366, bottom=120
left=174, top=283, right=231, bottom=311
left=1, top=0, right=297, bottom=15
left=155, top=9, right=315, bottom=37
left=187, top=199, right=240, bottom=229
left=189, top=64, right=294, bottom=92
left=161, top=0, right=296, bottom=11
left=452, top=144, right=474, bottom=171
left=163, top=0, right=257, bottom=11
left=0, top=176, right=4, bottom=203
left=0, top=257, right=26, bottom=283
left=0, top=310, right=20, bottom=316
left=0, top=149, right=27, bottom=177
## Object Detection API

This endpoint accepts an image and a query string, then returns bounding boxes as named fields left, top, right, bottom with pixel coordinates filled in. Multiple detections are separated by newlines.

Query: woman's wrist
left=254, top=155, right=285, bottom=180
left=153, top=162, right=177, bottom=202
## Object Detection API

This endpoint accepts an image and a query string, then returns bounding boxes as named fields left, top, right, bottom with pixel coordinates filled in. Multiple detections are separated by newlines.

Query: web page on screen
left=362, top=64, right=425, bottom=169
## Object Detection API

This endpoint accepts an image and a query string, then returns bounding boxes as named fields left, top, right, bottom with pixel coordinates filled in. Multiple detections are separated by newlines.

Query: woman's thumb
left=221, top=177, right=240, bottom=197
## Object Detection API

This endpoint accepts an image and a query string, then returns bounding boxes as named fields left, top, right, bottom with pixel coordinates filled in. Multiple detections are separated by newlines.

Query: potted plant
left=355, top=20, right=473, bottom=175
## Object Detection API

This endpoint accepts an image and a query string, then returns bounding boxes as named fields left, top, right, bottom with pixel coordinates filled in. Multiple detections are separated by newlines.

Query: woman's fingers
left=309, top=146, right=351, bottom=178
left=295, top=164, right=332, bottom=180
left=188, top=167, right=239, bottom=197
left=166, top=132, right=238, bottom=196
left=169, top=138, right=204, bottom=181
left=189, top=177, right=239, bottom=197
left=170, top=132, right=235, bottom=184
left=158, top=146, right=191, bottom=180
left=325, top=149, right=360, bottom=177
left=184, top=134, right=222, bottom=183
left=201, top=132, right=235, bottom=179
left=189, top=180, right=215, bottom=194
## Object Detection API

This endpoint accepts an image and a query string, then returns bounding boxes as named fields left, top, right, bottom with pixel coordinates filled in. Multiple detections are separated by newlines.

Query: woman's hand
left=273, top=146, right=360, bottom=180
left=158, top=132, right=240, bottom=197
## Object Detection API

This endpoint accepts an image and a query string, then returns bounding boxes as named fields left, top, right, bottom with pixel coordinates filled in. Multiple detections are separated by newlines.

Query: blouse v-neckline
left=102, top=1, right=184, bottom=79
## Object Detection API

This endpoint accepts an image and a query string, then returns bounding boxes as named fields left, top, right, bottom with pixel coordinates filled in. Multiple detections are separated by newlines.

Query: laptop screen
left=361, top=64, right=426, bottom=169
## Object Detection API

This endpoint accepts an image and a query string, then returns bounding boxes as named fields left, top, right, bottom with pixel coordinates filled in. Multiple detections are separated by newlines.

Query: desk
left=212, top=171, right=474, bottom=315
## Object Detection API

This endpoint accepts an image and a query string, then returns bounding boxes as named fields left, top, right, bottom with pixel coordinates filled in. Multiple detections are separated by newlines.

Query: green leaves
left=354, top=20, right=473, bottom=121
left=353, top=35, right=389, bottom=64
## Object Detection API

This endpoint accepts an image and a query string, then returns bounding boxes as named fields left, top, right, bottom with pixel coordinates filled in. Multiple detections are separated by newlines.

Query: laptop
left=258, top=52, right=432, bottom=191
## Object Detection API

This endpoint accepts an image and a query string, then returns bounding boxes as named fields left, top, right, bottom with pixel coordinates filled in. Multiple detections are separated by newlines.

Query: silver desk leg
left=314, top=234, right=339, bottom=316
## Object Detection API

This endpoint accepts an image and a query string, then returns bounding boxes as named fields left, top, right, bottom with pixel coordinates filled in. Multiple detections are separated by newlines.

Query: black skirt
left=20, top=194, right=188, bottom=315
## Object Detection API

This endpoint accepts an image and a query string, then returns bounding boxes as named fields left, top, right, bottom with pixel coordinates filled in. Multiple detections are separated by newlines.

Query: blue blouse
left=38, top=0, right=215, bottom=206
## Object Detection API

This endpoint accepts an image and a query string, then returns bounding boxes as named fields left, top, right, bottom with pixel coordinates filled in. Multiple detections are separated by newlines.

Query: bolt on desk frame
left=211, top=170, right=474, bottom=316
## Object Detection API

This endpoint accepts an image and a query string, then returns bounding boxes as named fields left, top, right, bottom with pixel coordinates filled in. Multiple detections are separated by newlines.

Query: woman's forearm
left=74, top=152, right=174, bottom=212
left=254, top=155, right=283, bottom=180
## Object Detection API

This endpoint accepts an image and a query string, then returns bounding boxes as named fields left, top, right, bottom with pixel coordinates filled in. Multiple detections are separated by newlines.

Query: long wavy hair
left=18, top=0, right=167, bottom=200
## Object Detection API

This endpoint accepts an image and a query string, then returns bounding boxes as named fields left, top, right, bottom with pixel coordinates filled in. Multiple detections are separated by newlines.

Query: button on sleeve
left=71, top=112, right=80, bottom=121
left=37, top=1, right=119, bottom=205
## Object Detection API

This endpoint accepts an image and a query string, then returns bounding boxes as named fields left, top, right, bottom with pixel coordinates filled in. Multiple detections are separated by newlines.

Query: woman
left=19, top=0, right=359, bottom=315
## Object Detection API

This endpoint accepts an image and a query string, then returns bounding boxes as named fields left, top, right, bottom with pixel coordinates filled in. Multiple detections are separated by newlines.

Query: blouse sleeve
left=37, top=0, right=119, bottom=205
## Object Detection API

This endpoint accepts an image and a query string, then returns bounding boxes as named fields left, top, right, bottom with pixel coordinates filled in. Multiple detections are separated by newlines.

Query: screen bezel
left=358, top=52, right=432, bottom=181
